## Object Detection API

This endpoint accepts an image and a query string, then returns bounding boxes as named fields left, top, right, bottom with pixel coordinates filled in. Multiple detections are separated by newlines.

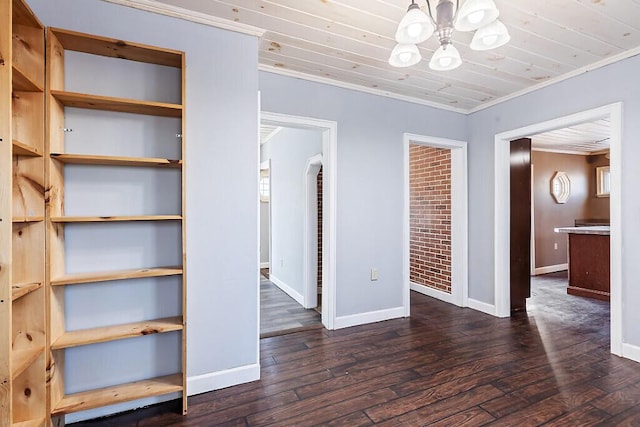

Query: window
left=596, top=166, right=610, bottom=197
left=259, top=169, right=270, bottom=202
left=551, top=171, right=571, bottom=204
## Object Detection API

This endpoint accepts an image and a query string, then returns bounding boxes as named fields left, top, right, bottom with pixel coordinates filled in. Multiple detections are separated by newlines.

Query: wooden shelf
left=12, top=217, right=44, bottom=223
left=12, top=64, right=44, bottom=92
left=51, top=266, right=183, bottom=286
left=50, top=90, right=182, bottom=118
left=51, top=153, right=182, bottom=168
left=51, top=316, right=183, bottom=350
left=11, top=346, right=44, bottom=380
left=12, top=418, right=46, bottom=427
left=50, top=215, right=182, bottom=223
left=52, top=373, right=183, bottom=416
left=51, top=28, right=182, bottom=68
left=12, top=140, right=42, bottom=157
left=11, top=282, right=43, bottom=301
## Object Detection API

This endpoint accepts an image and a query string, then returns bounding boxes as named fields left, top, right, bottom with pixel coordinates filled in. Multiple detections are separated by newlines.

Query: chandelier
left=389, top=0, right=510, bottom=71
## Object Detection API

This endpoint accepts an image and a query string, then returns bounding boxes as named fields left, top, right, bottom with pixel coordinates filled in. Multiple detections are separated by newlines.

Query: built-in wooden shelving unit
left=46, top=27, right=187, bottom=424
left=1, top=1, right=47, bottom=425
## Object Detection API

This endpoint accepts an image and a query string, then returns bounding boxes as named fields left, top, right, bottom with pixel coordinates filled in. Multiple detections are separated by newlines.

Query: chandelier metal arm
left=422, top=0, right=460, bottom=28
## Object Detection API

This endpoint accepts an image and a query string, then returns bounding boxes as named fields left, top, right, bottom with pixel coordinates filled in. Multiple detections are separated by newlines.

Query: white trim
left=411, top=282, right=456, bottom=305
left=622, top=343, right=640, bottom=364
left=303, top=154, right=323, bottom=309
left=260, top=262, right=269, bottom=269
left=187, top=363, right=260, bottom=396
left=469, top=47, right=640, bottom=114
left=533, top=264, right=568, bottom=276
left=101, top=0, right=265, bottom=37
left=466, top=298, right=496, bottom=316
left=269, top=274, right=304, bottom=306
left=494, top=103, right=623, bottom=356
left=334, top=307, right=405, bottom=330
left=531, top=147, right=601, bottom=156
left=261, top=112, right=338, bottom=330
left=259, top=66, right=467, bottom=114
left=403, top=133, right=469, bottom=316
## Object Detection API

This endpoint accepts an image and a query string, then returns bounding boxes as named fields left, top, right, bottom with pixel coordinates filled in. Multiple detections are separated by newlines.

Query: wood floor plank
left=371, top=384, right=504, bottom=426
left=591, top=380, right=640, bottom=415
left=69, top=272, right=637, bottom=427
left=427, top=407, right=496, bottom=427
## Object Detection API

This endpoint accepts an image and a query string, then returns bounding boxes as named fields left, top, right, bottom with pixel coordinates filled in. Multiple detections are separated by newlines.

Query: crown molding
left=469, top=45, right=640, bottom=114
left=258, top=64, right=468, bottom=115
left=100, top=0, right=265, bottom=37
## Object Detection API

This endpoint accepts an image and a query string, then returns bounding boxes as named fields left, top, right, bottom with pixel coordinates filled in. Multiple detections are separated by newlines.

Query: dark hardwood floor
left=260, top=271, right=322, bottom=338
left=71, top=273, right=640, bottom=426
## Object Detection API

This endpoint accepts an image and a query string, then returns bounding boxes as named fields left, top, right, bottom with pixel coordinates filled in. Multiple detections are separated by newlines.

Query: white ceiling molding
left=469, top=45, right=640, bottom=114
left=259, top=64, right=467, bottom=115
left=531, top=147, right=603, bottom=156
left=100, top=0, right=266, bottom=37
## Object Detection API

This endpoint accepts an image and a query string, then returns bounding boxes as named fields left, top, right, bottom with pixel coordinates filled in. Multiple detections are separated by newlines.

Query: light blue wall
left=468, top=55, right=640, bottom=346
left=261, top=127, right=322, bottom=298
left=260, top=72, right=467, bottom=317
left=28, top=0, right=259, bottom=421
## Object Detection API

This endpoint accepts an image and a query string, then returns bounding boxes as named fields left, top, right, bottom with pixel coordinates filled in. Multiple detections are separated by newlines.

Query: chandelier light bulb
left=389, top=43, right=422, bottom=67
left=395, top=3, right=434, bottom=44
left=482, top=34, right=498, bottom=46
left=407, top=23, right=423, bottom=38
left=470, top=19, right=510, bottom=50
left=429, top=44, right=462, bottom=71
left=466, top=10, right=485, bottom=24
left=455, top=0, right=499, bottom=32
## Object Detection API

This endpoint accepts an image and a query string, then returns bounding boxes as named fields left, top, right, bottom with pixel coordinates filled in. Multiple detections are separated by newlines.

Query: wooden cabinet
left=1, top=0, right=47, bottom=425
left=45, top=28, right=186, bottom=423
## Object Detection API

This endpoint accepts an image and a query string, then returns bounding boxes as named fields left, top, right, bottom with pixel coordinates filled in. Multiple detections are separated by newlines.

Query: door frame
left=260, top=111, right=338, bottom=330
left=494, top=103, right=622, bottom=356
left=403, top=133, right=469, bottom=314
left=303, top=154, right=322, bottom=309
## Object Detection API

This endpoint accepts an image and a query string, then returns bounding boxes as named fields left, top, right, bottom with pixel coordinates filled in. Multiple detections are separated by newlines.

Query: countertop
left=554, top=226, right=610, bottom=236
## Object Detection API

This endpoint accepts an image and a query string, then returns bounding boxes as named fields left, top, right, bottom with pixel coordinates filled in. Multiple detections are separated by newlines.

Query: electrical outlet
left=371, top=268, right=378, bottom=281
left=554, top=243, right=558, bottom=250
left=280, top=259, right=284, bottom=267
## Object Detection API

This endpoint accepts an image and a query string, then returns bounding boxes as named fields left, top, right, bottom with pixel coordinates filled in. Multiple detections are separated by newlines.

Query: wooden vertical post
left=0, top=0, right=14, bottom=423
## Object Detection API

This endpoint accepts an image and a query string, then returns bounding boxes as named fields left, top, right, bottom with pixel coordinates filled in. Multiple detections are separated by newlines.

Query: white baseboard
left=467, top=298, right=497, bottom=316
left=269, top=274, right=304, bottom=306
left=334, top=306, right=405, bottom=330
left=533, top=263, right=568, bottom=276
left=260, top=262, right=269, bottom=269
left=411, top=282, right=455, bottom=305
left=622, top=343, right=640, bottom=364
left=187, top=363, right=260, bottom=396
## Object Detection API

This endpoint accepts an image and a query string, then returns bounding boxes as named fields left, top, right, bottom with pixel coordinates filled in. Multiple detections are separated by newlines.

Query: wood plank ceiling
left=124, top=0, right=640, bottom=113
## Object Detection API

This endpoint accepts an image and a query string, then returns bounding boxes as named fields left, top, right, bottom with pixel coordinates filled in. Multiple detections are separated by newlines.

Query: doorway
left=494, top=103, right=623, bottom=356
left=260, top=111, right=337, bottom=331
left=403, top=133, right=468, bottom=313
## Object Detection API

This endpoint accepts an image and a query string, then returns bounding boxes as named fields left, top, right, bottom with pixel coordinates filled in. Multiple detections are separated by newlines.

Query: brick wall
left=317, top=167, right=323, bottom=294
left=409, top=145, right=452, bottom=293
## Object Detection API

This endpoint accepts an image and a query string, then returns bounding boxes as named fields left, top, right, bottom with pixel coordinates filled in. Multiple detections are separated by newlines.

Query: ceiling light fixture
left=389, top=0, right=510, bottom=71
